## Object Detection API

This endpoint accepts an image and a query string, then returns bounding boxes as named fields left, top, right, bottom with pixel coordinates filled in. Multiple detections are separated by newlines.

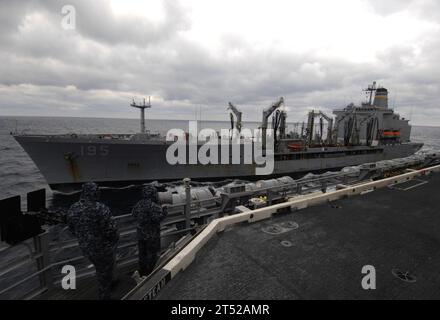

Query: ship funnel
left=373, top=87, right=388, bottom=108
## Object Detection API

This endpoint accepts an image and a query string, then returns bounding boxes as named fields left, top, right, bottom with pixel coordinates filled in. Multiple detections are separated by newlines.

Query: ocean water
left=0, top=116, right=439, bottom=213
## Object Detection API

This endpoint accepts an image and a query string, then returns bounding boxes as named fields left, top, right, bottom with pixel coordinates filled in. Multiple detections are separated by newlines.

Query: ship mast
left=130, top=97, right=151, bottom=133
left=363, top=81, right=377, bottom=106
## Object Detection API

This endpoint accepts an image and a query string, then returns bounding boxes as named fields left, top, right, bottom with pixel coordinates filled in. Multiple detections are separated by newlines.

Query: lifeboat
left=383, top=130, right=401, bottom=138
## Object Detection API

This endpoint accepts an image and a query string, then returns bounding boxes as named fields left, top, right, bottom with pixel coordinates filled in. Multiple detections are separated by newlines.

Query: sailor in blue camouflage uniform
left=66, top=182, right=119, bottom=300
left=132, top=185, right=167, bottom=276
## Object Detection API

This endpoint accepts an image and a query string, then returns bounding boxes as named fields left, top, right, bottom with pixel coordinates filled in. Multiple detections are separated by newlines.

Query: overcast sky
left=0, top=0, right=439, bottom=125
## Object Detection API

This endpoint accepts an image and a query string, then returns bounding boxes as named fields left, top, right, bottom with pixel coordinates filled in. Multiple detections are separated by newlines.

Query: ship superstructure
left=14, top=83, right=423, bottom=191
left=333, top=82, right=411, bottom=146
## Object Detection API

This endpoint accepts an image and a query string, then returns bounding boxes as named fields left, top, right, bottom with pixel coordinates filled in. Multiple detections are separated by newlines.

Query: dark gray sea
left=1, top=116, right=439, bottom=213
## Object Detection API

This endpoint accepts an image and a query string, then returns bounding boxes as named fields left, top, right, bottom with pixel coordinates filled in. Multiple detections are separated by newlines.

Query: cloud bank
left=0, top=0, right=439, bottom=125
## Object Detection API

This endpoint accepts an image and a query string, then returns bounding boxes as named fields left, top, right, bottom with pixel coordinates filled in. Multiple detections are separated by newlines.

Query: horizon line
left=0, top=114, right=437, bottom=128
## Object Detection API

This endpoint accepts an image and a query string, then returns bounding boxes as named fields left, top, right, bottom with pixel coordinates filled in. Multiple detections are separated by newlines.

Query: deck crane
left=227, top=102, right=242, bottom=133
left=306, top=110, right=334, bottom=145
left=260, top=97, right=284, bottom=150
left=332, top=106, right=357, bottom=145
left=357, top=112, right=379, bottom=146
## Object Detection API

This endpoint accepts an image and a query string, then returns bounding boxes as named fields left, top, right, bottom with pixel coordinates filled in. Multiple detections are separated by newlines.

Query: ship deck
left=37, top=273, right=137, bottom=300
left=156, top=171, right=440, bottom=299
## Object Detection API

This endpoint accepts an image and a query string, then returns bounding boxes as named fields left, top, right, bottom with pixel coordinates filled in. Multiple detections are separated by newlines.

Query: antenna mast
left=130, top=97, right=151, bottom=133
left=364, top=81, right=377, bottom=106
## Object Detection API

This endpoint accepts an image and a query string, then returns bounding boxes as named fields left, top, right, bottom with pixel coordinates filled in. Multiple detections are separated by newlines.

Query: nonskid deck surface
left=37, top=274, right=136, bottom=300
left=157, top=172, right=440, bottom=300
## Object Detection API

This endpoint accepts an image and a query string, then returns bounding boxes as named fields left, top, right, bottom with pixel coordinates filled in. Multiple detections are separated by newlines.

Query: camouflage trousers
left=138, top=237, right=161, bottom=276
left=86, top=250, right=115, bottom=300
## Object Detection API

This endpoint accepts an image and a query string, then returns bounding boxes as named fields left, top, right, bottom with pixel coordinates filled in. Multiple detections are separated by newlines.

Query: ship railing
left=0, top=224, right=200, bottom=300
left=0, top=193, right=221, bottom=300
left=15, top=133, right=139, bottom=140
left=0, top=171, right=359, bottom=300
left=0, top=232, right=52, bottom=299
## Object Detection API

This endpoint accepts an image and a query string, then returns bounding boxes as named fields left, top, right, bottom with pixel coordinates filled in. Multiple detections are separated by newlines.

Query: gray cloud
left=364, top=0, right=415, bottom=15
left=0, top=0, right=440, bottom=126
left=365, top=0, right=440, bottom=21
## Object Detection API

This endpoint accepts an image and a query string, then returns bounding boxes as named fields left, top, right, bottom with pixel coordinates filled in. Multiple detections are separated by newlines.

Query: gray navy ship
left=14, top=82, right=423, bottom=191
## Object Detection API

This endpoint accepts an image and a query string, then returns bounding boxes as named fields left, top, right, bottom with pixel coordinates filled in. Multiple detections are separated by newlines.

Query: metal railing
left=0, top=196, right=208, bottom=300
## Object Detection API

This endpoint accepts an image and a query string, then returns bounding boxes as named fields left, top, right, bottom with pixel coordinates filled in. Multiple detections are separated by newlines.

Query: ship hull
left=14, top=135, right=423, bottom=192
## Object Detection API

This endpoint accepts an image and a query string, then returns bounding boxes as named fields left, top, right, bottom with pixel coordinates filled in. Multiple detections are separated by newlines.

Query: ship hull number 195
left=80, top=145, right=109, bottom=157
